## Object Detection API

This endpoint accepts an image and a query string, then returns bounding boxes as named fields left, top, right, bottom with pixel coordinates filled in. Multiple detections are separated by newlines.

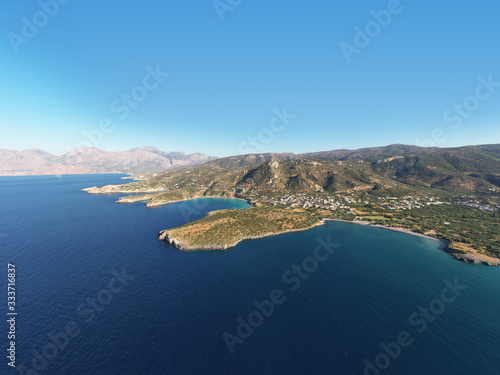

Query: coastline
left=326, top=219, right=445, bottom=242
left=164, top=212, right=500, bottom=266
left=147, top=196, right=251, bottom=208
left=82, top=185, right=166, bottom=194
left=84, top=188, right=500, bottom=266
left=325, top=219, right=500, bottom=266
left=160, top=216, right=444, bottom=252
left=84, top=182, right=253, bottom=208
left=119, top=194, right=251, bottom=207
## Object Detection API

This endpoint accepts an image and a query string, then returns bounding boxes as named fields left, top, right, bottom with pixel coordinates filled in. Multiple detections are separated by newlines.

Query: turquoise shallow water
left=1, top=174, right=499, bottom=374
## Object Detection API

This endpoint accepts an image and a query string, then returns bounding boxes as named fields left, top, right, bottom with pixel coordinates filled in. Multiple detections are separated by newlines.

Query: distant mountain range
left=0, top=146, right=216, bottom=175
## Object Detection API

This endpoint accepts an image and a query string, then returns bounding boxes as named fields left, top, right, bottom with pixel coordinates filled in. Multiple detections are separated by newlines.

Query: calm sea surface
left=1, top=174, right=499, bottom=375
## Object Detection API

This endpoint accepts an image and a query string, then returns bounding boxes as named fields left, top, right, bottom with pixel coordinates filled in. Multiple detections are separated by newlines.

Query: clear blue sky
left=1, top=0, right=499, bottom=157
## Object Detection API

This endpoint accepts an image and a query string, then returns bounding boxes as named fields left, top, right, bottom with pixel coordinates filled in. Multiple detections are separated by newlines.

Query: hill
left=158, top=206, right=322, bottom=250
left=123, top=144, right=499, bottom=198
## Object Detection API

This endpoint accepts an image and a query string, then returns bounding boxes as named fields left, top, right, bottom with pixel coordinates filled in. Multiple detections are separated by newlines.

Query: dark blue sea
left=1, top=174, right=499, bottom=375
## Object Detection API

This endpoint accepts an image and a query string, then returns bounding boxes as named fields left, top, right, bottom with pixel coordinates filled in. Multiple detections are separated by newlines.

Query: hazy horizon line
left=1, top=141, right=499, bottom=158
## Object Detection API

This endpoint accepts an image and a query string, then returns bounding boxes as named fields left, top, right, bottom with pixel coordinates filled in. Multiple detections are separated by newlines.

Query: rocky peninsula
left=82, top=182, right=166, bottom=194
left=158, top=207, right=322, bottom=250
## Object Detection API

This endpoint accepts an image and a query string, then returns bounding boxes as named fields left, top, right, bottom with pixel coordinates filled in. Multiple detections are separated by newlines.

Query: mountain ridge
left=0, top=146, right=217, bottom=175
left=147, top=143, right=500, bottom=196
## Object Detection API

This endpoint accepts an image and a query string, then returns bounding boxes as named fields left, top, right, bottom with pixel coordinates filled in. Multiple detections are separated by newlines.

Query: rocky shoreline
left=444, top=245, right=500, bottom=266
left=82, top=184, right=166, bottom=194
left=331, top=220, right=500, bottom=266
left=116, top=193, right=204, bottom=207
